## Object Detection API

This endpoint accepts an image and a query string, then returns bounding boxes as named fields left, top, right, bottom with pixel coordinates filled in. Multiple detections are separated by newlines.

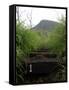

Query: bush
left=16, top=21, right=47, bottom=83
left=46, top=17, right=66, bottom=56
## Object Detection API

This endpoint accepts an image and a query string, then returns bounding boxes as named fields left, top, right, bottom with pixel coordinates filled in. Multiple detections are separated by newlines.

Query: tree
left=16, top=7, right=19, bottom=21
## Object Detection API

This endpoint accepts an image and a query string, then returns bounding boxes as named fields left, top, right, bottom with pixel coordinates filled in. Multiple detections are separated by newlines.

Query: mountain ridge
left=33, top=20, right=59, bottom=31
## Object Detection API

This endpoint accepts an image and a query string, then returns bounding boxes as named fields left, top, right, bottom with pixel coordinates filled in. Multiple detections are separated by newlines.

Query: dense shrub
left=46, top=17, right=66, bottom=56
left=16, top=21, right=47, bottom=61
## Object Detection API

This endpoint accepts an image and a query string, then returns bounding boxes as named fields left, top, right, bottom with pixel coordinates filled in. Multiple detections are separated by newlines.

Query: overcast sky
left=16, top=6, right=66, bottom=27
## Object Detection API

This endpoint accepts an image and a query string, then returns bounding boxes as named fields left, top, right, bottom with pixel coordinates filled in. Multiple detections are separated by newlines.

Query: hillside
left=33, top=20, right=58, bottom=31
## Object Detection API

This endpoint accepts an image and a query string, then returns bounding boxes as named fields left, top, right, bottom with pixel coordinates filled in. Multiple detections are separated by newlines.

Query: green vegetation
left=46, top=17, right=66, bottom=82
left=16, top=16, right=66, bottom=84
left=46, top=17, right=66, bottom=56
left=16, top=21, right=47, bottom=83
left=16, top=21, right=47, bottom=61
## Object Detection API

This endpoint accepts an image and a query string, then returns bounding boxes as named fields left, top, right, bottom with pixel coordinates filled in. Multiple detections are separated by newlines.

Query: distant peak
left=39, top=20, right=58, bottom=23
left=33, top=19, right=58, bottom=31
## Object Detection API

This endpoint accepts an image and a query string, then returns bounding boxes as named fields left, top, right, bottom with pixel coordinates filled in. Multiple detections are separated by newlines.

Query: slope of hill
left=33, top=20, right=58, bottom=31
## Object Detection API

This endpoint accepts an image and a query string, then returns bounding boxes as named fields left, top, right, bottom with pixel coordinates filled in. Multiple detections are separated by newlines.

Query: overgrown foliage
left=16, top=21, right=47, bottom=61
left=47, top=17, right=66, bottom=56
left=16, top=21, right=47, bottom=83
left=16, top=16, right=66, bottom=84
left=46, top=17, right=66, bottom=81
